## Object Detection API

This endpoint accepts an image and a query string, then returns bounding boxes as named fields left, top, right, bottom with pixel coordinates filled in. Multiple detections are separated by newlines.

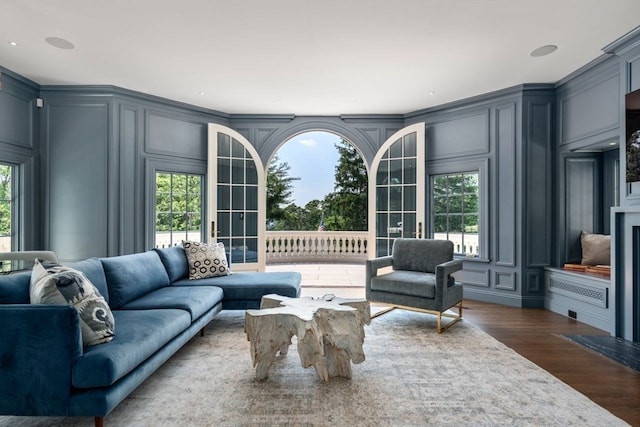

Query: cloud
left=298, top=139, right=317, bottom=147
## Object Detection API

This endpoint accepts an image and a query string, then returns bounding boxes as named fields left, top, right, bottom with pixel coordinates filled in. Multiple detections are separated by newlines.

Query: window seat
left=544, top=267, right=612, bottom=334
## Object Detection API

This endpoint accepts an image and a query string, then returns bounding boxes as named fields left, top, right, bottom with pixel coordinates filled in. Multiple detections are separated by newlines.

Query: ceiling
left=1, top=0, right=640, bottom=116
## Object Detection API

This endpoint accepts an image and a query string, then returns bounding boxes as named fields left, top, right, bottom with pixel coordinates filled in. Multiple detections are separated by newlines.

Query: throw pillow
left=30, top=259, right=115, bottom=346
left=580, top=231, right=611, bottom=266
left=182, top=240, right=230, bottom=279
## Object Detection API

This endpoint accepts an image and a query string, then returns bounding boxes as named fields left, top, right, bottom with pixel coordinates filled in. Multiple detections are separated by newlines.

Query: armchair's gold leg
left=371, top=306, right=397, bottom=319
left=438, top=302, right=463, bottom=333
left=370, top=301, right=463, bottom=333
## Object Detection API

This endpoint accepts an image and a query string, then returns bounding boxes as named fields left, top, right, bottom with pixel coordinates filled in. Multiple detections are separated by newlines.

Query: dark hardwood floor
left=462, top=299, right=640, bottom=426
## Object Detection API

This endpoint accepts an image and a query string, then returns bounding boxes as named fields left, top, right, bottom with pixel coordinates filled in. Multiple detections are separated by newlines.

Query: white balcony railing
left=153, top=230, right=475, bottom=263
left=265, top=231, right=368, bottom=264
left=154, top=230, right=369, bottom=264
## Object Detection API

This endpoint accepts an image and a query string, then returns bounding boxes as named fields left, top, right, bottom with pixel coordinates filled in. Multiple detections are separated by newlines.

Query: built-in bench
left=544, top=267, right=612, bottom=333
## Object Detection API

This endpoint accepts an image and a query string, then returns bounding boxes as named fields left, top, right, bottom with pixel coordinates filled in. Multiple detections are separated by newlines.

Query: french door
left=368, top=123, right=426, bottom=257
left=207, top=124, right=266, bottom=271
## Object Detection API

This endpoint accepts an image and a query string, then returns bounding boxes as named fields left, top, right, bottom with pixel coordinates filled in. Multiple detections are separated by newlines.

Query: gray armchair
left=365, top=238, right=463, bottom=333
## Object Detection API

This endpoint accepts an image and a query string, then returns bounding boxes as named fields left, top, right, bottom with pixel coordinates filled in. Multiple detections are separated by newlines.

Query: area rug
left=0, top=310, right=628, bottom=426
left=565, top=334, right=640, bottom=373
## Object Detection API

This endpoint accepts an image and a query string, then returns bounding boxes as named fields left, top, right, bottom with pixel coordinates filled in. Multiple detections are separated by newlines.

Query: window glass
left=403, top=133, right=417, bottom=157
left=231, top=138, right=245, bottom=158
left=216, top=140, right=260, bottom=265
left=389, top=159, right=403, bottom=184
left=376, top=160, right=389, bottom=185
left=376, top=187, right=388, bottom=211
left=389, top=138, right=402, bottom=158
left=403, top=158, right=416, bottom=184
left=232, top=186, right=245, bottom=210
left=217, top=158, right=231, bottom=184
left=232, top=159, right=245, bottom=184
left=246, top=160, right=258, bottom=185
left=155, top=172, right=203, bottom=247
left=217, top=134, right=230, bottom=157
left=0, top=164, right=14, bottom=271
left=432, top=172, right=480, bottom=257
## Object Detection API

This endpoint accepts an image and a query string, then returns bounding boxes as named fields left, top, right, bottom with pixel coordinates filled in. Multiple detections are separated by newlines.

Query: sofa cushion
left=0, top=270, right=31, bottom=304
left=154, top=246, right=189, bottom=283
left=101, top=251, right=170, bottom=309
left=72, top=308, right=191, bottom=388
left=68, top=258, right=109, bottom=304
left=30, top=260, right=115, bottom=346
left=172, top=271, right=301, bottom=301
left=370, top=270, right=437, bottom=299
left=119, top=286, right=223, bottom=321
left=183, top=240, right=230, bottom=279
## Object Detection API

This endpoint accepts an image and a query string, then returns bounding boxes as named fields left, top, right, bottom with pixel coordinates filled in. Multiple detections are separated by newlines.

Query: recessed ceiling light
left=45, top=36, right=75, bottom=50
left=8, top=41, right=18, bottom=47
left=609, top=142, right=618, bottom=146
left=530, top=44, right=558, bottom=57
left=429, top=91, right=436, bottom=96
left=199, top=91, right=205, bottom=96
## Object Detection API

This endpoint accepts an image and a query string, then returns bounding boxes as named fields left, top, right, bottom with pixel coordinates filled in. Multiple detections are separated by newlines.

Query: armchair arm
left=365, top=256, right=393, bottom=294
left=0, top=305, right=82, bottom=416
left=436, top=259, right=463, bottom=279
left=435, top=259, right=463, bottom=300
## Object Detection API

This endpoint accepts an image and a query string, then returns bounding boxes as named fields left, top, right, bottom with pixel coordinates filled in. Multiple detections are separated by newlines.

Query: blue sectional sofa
left=0, top=246, right=301, bottom=426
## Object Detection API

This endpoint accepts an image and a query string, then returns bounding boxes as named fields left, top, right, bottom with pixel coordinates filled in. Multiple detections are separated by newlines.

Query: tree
left=433, top=173, right=478, bottom=234
left=301, top=199, right=324, bottom=230
left=266, top=156, right=300, bottom=228
left=0, top=165, right=12, bottom=237
left=155, top=173, right=202, bottom=233
left=266, top=142, right=367, bottom=231
left=323, top=140, right=368, bottom=231
left=271, top=200, right=324, bottom=231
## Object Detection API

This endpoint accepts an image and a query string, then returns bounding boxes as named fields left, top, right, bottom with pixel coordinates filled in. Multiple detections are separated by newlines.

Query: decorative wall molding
left=558, top=69, right=620, bottom=147
left=526, top=99, right=553, bottom=268
left=495, top=271, right=516, bottom=291
left=144, top=109, right=206, bottom=160
left=525, top=271, right=543, bottom=294
left=426, top=109, right=490, bottom=160
left=455, top=268, right=489, bottom=288
left=495, top=102, right=517, bottom=267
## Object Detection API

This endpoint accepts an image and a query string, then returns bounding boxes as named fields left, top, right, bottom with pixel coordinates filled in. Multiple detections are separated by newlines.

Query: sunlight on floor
left=266, top=263, right=367, bottom=299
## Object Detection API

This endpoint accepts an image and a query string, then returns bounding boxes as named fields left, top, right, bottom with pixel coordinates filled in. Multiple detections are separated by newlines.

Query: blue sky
left=274, top=131, right=341, bottom=207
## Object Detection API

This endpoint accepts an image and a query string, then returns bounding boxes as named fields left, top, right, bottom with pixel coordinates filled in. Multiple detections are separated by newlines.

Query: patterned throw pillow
left=182, top=240, right=230, bottom=279
left=30, top=259, right=115, bottom=346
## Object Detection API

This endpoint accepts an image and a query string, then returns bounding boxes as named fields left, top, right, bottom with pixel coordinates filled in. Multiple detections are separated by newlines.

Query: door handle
left=418, top=222, right=422, bottom=239
left=210, top=221, right=215, bottom=238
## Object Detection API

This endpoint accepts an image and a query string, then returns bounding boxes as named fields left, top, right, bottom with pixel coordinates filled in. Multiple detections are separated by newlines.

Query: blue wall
left=0, top=68, right=40, bottom=250
left=2, top=28, right=640, bottom=309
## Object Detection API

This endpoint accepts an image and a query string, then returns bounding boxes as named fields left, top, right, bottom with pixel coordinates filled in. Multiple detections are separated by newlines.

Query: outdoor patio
left=266, top=263, right=368, bottom=299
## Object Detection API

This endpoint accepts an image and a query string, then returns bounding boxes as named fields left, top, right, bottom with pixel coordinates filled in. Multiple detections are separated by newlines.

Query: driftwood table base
left=245, top=294, right=371, bottom=381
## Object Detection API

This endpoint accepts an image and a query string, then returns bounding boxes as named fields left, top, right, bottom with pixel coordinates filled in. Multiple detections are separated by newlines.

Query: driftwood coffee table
left=244, top=294, right=370, bottom=381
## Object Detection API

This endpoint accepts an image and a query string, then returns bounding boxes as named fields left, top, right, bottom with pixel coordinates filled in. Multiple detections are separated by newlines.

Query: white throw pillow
left=30, top=259, right=115, bottom=346
left=580, top=231, right=611, bottom=266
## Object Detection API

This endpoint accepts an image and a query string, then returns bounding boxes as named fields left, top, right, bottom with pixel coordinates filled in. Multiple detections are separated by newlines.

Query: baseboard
left=464, top=288, right=544, bottom=308
left=545, top=297, right=612, bottom=334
